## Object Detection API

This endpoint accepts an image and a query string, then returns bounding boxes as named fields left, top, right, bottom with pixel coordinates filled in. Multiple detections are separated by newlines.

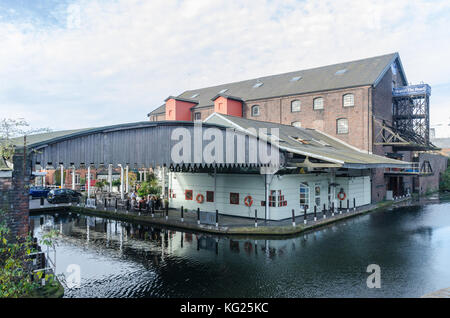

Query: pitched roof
left=204, top=113, right=410, bottom=168
left=149, top=52, right=404, bottom=115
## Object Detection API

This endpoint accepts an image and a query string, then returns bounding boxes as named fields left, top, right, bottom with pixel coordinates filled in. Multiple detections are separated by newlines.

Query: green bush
left=440, top=166, right=450, bottom=192
left=137, top=181, right=161, bottom=197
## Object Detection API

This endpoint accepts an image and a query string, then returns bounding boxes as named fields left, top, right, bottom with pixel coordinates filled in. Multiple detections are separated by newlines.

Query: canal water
left=30, top=194, right=450, bottom=298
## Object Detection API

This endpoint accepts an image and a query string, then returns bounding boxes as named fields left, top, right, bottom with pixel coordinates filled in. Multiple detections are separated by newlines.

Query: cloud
left=0, top=0, right=449, bottom=134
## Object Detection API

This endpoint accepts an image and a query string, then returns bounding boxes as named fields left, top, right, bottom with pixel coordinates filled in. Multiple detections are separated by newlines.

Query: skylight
left=290, top=76, right=302, bottom=82
left=335, top=69, right=347, bottom=75
left=219, top=88, right=228, bottom=94
left=191, top=93, right=199, bottom=98
left=253, top=81, right=263, bottom=88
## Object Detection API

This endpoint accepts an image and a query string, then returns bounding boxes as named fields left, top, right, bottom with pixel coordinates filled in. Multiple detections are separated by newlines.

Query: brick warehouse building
left=148, top=52, right=447, bottom=202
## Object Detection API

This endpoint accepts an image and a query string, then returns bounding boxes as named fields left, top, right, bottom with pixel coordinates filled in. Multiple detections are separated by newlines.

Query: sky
left=0, top=0, right=449, bottom=137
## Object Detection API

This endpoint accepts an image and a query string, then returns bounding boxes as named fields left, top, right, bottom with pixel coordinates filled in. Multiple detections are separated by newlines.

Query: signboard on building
left=200, top=211, right=216, bottom=225
left=393, top=84, right=431, bottom=97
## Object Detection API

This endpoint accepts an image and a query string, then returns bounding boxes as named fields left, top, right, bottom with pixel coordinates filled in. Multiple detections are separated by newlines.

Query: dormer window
left=335, top=69, right=347, bottom=75
left=251, top=105, right=260, bottom=117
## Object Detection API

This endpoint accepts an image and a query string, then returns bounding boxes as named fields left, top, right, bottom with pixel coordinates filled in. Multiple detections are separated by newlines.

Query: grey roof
left=10, top=128, right=91, bottom=147
left=147, top=104, right=165, bottom=116
left=204, top=113, right=410, bottom=168
left=149, top=52, right=404, bottom=115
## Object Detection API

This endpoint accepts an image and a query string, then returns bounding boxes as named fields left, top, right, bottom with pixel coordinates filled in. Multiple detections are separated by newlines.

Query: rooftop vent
left=191, top=93, right=199, bottom=98
left=219, top=88, right=228, bottom=94
left=335, top=69, right=347, bottom=75
left=253, top=81, right=263, bottom=88
left=290, top=76, right=302, bottom=82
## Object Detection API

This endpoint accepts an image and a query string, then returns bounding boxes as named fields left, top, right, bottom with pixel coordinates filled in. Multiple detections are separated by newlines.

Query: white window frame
left=291, top=100, right=301, bottom=112
left=313, top=97, right=324, bottom=110
left=343, top=94, right=354, bottom=107
left=251, top=105, right=260, bottom=117
left=300, top=182, right=309, bottom=210
left=337, top=118, right=349, bottom=134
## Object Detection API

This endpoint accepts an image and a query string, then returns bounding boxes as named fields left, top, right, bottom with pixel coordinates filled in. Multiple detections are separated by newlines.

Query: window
left=191, top=93, right=199, bottom=98
left=230, top=193, right=239, bottom=205
left=251, top=105, right=260, bottom=117
left=291, top=100, right=301, bottom=112
left=207, top=191, right=214, bottom=202
left=313, top=97, right=324, bottom=110
left=291, top=76, right=302, bottom=82
left=300, top=183, right=309, bottom=209
left=185, top=190, right=193, bottom=200
left=343, top=94, right=354, bottom=107
left=194, top=112, right=202, bottom=121
left=75, top=174, right=80, bottom=185
left=253, top=81, right=263, bottom=88
left=291, top=121, right=301, bottom=128
left=335, top=69, right=347, bottom=75
left=337, top=118, right=348, bottom=134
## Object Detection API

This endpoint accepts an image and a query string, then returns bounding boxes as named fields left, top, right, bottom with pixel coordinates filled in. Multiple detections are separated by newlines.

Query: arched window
left=337, top=118, right=349, bottom=134
left=291, top=100, right=301, bottom=112
left=313, top=97, right=324, bottom=110
left=251, top=105, right=260, bottom=117
left=291, top=121, right=301, bottom=128
left=343, top=94, right=354, bottom=107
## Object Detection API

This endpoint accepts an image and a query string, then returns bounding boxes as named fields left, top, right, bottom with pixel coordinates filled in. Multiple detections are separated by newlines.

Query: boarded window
left=230, top=193, right=239, bottom=205
left=343, top=94, right=354, bottom=107
left=337, top=118, right=349, bottom=134
left=185, top=190, right=193, bottom=200
left=207, top=191, right=214, bottom=202
left=291, top=100, right=301, bottom=112
left=313, top=97, right=324, bottom=110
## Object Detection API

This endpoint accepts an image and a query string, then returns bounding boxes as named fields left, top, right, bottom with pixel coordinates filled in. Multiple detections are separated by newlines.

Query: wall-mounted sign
left=393, top=84, right=431, bottom=97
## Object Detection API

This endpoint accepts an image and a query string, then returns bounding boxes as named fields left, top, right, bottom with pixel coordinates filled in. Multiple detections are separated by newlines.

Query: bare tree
left=0, top=118, right=51, bottom=169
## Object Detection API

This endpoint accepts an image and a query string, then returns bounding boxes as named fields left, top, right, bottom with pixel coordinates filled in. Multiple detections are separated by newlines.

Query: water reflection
left=30, top=194, right=450, bottom=298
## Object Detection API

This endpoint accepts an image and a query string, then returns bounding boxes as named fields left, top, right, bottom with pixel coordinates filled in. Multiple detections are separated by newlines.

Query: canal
left=30, top=194, right=450, bottom=298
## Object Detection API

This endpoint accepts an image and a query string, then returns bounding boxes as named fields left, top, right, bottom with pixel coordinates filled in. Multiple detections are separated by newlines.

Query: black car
left=47, top=189, right=82, bottom=204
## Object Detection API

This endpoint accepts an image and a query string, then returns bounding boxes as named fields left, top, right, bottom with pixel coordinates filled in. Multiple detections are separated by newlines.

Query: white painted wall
left=170, top=172, right=371, bottom=221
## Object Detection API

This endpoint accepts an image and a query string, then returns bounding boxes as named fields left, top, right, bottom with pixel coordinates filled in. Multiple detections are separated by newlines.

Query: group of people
left=129, top=191, right=163, bottom=211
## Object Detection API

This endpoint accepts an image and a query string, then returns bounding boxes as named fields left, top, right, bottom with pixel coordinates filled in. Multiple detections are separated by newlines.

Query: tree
left=0, top=118, right=51, bottom=169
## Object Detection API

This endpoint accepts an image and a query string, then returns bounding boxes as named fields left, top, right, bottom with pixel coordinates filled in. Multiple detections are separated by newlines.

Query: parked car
left=47, top=189, right=82, bottom=204
left=29, top=186, right=51, bottom=198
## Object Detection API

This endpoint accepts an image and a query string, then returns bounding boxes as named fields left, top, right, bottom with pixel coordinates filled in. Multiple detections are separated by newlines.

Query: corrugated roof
left=149, top=52, right=401, bottom=115
left=10, top=128, right=91, bottom=147
left=205, top=113, right=410, bottom=167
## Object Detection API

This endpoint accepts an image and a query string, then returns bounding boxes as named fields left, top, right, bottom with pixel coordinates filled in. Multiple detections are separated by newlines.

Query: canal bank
left=30, top=196, right=413, bottom=237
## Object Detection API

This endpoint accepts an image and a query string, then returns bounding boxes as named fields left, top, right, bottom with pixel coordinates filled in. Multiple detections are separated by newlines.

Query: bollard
left=197, top=208, right=200, bottom=225
left=304, top=205, right=307, bottom=224
left=323, top=204, right=326, bottom=219
left=331, top=202, right=335, bottom=216
left=40, top=197, right=44, bottom=207
left=115, top=198, right=118, bottom=212
left=314, top=205, right=317, bottom=221
left=181, top=206, right=184, bottom=222
left=215, top=209, right=219, bottom=228
left=292, top=209, right=296, bottom=227
left=104, top=198, right=107, bottom=211
left=255, top=209, right=258, bottom=228
left=339, top=200, right=342, bottom=214
left=353, top=198, right=356, bottom=211
left=165, top=206, right=168, bottom=220
left=347, top=199, right=349, bottom=213
left=126, top=199, right=130, bottom=213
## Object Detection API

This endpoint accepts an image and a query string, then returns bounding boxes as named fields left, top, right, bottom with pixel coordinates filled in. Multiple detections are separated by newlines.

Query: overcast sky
left=1, top=0, right=449, bottom=136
